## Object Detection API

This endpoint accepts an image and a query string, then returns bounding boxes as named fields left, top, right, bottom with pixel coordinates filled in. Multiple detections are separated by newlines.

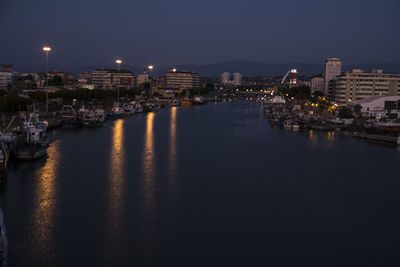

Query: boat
left=61, top=105, right=82, bottom=128
left=193, top=96, right=205, bottom=105
left=14, top=115, right=49, bottom=161
left=123, top=103, right=136, bottom=115
left=107, top=103, right=124, bottom=119
left=170, top=99, right=180, bottom=106
left=131, top=101, right=143, bottom=113
left=95, top=109, right=106, bottom=121
left=181, top=97, right=192, bottom=107
left=83, top=112, right=104, bottom=127
left=0, top=140, right=9, bottom=179
left=0, top=208, right=7, bottom=267
left=23, top=111, right=48, bottom=132
left=283, top=120, right=293, bottom=129
left=78, top=106, right=104, bottom=127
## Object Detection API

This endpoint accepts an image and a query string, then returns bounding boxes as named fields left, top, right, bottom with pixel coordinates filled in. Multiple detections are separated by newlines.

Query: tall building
left=289, top=69, right=298, bottom=86
left=48, top=70, right=75, bottom=85
left=233, top=73, right=242, bottom=86
left=136, top=72, right=149, bottom=87
left=311, top=76, right=325, bottom=93
left=112, top=70, right=135, bottom=89
left=221, top=72, right=230, bottom=84
left=329, top=69, right=400, bottom=104
left=0, top=72, right=12, bottom=90
left=0, top=64, right=13, bottom=72
left=78, top=72, right=91, bottom=85
left=324, top=58, right=342, bottom=95
left=163, top=70, right=202, bottom=90
left=91, top=69, right=134, bottom=89
left=92, top=69, right=113, bottom=89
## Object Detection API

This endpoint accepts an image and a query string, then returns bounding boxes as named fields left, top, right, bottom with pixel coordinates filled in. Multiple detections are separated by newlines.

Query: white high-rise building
left=324, top=58, right=342, bottom=96
left=221, top=72, right=230, bottom=84
left=233, top=73, right=242, bottom=86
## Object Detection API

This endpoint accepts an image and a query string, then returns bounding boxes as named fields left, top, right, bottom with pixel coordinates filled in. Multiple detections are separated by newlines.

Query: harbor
left=0, top=101, right=399, bottom=266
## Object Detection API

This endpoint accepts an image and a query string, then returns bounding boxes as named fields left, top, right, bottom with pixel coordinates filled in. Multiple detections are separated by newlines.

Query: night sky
left=0, top=0, right=399, bottom=71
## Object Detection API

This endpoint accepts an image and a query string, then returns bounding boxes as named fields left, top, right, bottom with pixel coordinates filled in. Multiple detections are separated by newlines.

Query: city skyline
left=1, top=0, right=399, bottom=70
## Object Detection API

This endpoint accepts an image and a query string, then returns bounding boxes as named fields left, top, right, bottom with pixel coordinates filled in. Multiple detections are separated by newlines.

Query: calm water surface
left=1, top=101, right=400, bottom=266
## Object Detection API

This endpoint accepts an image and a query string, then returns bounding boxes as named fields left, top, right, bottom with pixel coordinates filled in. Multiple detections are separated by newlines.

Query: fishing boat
left=131, top=101, right=143, bottom=113
left=107, top=103, right=124, bottom=119
left=170, top=99, right=180, bottom=106
left=0, top=208, right=7, bottom=267
left=193, top=96, right=205, bottom=105
left=83, top=112, right=104, bottom=127
left=181, top=97, right=192, bottom=107
left=14, top=116, right=48, bottom=161
left=78, top=106, right=103, bottom=127
left=61, top=105, right=82, bottom=128
left=123, top=103, right=136, bottom=115
left=283, top=120, right=293, bottom=129
left=0, top=140, right=9, bottom=179
left=95, top=109, right=106, bottom=121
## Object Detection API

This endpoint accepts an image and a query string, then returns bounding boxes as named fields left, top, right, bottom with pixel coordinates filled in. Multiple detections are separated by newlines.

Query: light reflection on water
left=107, top=119, right=125, bottom=239
left=30, top=139, right=61, bottom=259
left=139, top=112, right=157, bottom=260
left=141, top=112, right=156, bottom=224
left=169, top=107, right=177, bottom=179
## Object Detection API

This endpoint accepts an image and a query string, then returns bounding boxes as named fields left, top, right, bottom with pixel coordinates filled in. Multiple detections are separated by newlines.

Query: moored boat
left=0, top=208, right=7, bottom=267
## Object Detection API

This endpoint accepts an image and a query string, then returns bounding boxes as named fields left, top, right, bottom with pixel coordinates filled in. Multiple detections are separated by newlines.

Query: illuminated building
left=329, top=69, right=400, bottom=104
left=324, top=58, right=342, bottom=95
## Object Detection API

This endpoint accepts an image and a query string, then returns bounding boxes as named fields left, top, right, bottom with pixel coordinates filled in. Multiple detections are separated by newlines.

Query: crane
left=281, top=70, right=291, bottom=84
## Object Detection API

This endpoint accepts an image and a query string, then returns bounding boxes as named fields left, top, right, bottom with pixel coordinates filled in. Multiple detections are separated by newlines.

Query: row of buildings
left=0, top=65, right=204, bottom=95
left=310, top=58, right=400, bottom=104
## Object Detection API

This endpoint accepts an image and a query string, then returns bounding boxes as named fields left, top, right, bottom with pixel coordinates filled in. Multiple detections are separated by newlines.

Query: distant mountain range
left=71, top=61, right=400, bottom=77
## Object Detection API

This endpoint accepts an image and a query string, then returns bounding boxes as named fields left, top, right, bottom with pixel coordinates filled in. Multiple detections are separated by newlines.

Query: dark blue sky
left=0, top=0, right=399, bottom=71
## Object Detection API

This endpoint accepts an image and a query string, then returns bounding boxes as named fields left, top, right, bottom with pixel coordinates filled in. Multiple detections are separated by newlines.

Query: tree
left=354, top=104, right=362, bottom=118
left=49, top=75, right=64, bottom=86
left=313, top=91, right=324, bottom=97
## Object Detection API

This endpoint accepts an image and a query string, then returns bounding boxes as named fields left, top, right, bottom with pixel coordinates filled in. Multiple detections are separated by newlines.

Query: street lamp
left=115, top=59, right=122, bottom=72
left=115, top=59, right=122, bottom=102
left=148, top=65, right=154, bottom=97
left=42, top=46, right=51, bottom=113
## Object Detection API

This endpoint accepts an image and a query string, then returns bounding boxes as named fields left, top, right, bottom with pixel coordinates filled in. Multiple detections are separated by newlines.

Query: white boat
left=14, top=115, right=49, bottom=161
left=23, top=111, right=48, bottom=132
left=130, top=101, right=143, bottom=113
left=123, top=104, right=136, bottom=115
left=95, top=109, right=105, bottom=122
left=170, top=99, right=180, bottom=106
left=193, top=96, right=205, bottom=105
left=283, top=120, right=293, bottom=129
left=107, top=103, right=124, bottom=118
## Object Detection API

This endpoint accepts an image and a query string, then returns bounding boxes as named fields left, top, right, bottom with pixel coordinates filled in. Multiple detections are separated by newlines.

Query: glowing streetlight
left=42, top=46, right=51, bottom=114
left=147, top=65, right=154, bottom=97
left=115, top=59, right=122, bottom=102
left=172, top=68, right=177, bottom=72
left=115, top=59, right=122, bottom=72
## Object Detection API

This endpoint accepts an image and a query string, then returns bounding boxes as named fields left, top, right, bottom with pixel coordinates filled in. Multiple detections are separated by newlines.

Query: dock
left=353, top=132, right=400, bottom=146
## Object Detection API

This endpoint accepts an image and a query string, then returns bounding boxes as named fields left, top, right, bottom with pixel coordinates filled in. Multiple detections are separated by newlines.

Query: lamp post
left=43, top=46, right=51, bottom=113
left=115, top=59, right=122, bottom=102
left=148, top=65, right=154, bottom=97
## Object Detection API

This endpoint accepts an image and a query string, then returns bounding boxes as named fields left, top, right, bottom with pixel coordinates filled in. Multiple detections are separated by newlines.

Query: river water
left=1, top=101, right=400, bottom=266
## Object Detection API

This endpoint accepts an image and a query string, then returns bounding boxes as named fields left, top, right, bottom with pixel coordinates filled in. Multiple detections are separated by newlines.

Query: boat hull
left=14, top=145, right=47, bottom=161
